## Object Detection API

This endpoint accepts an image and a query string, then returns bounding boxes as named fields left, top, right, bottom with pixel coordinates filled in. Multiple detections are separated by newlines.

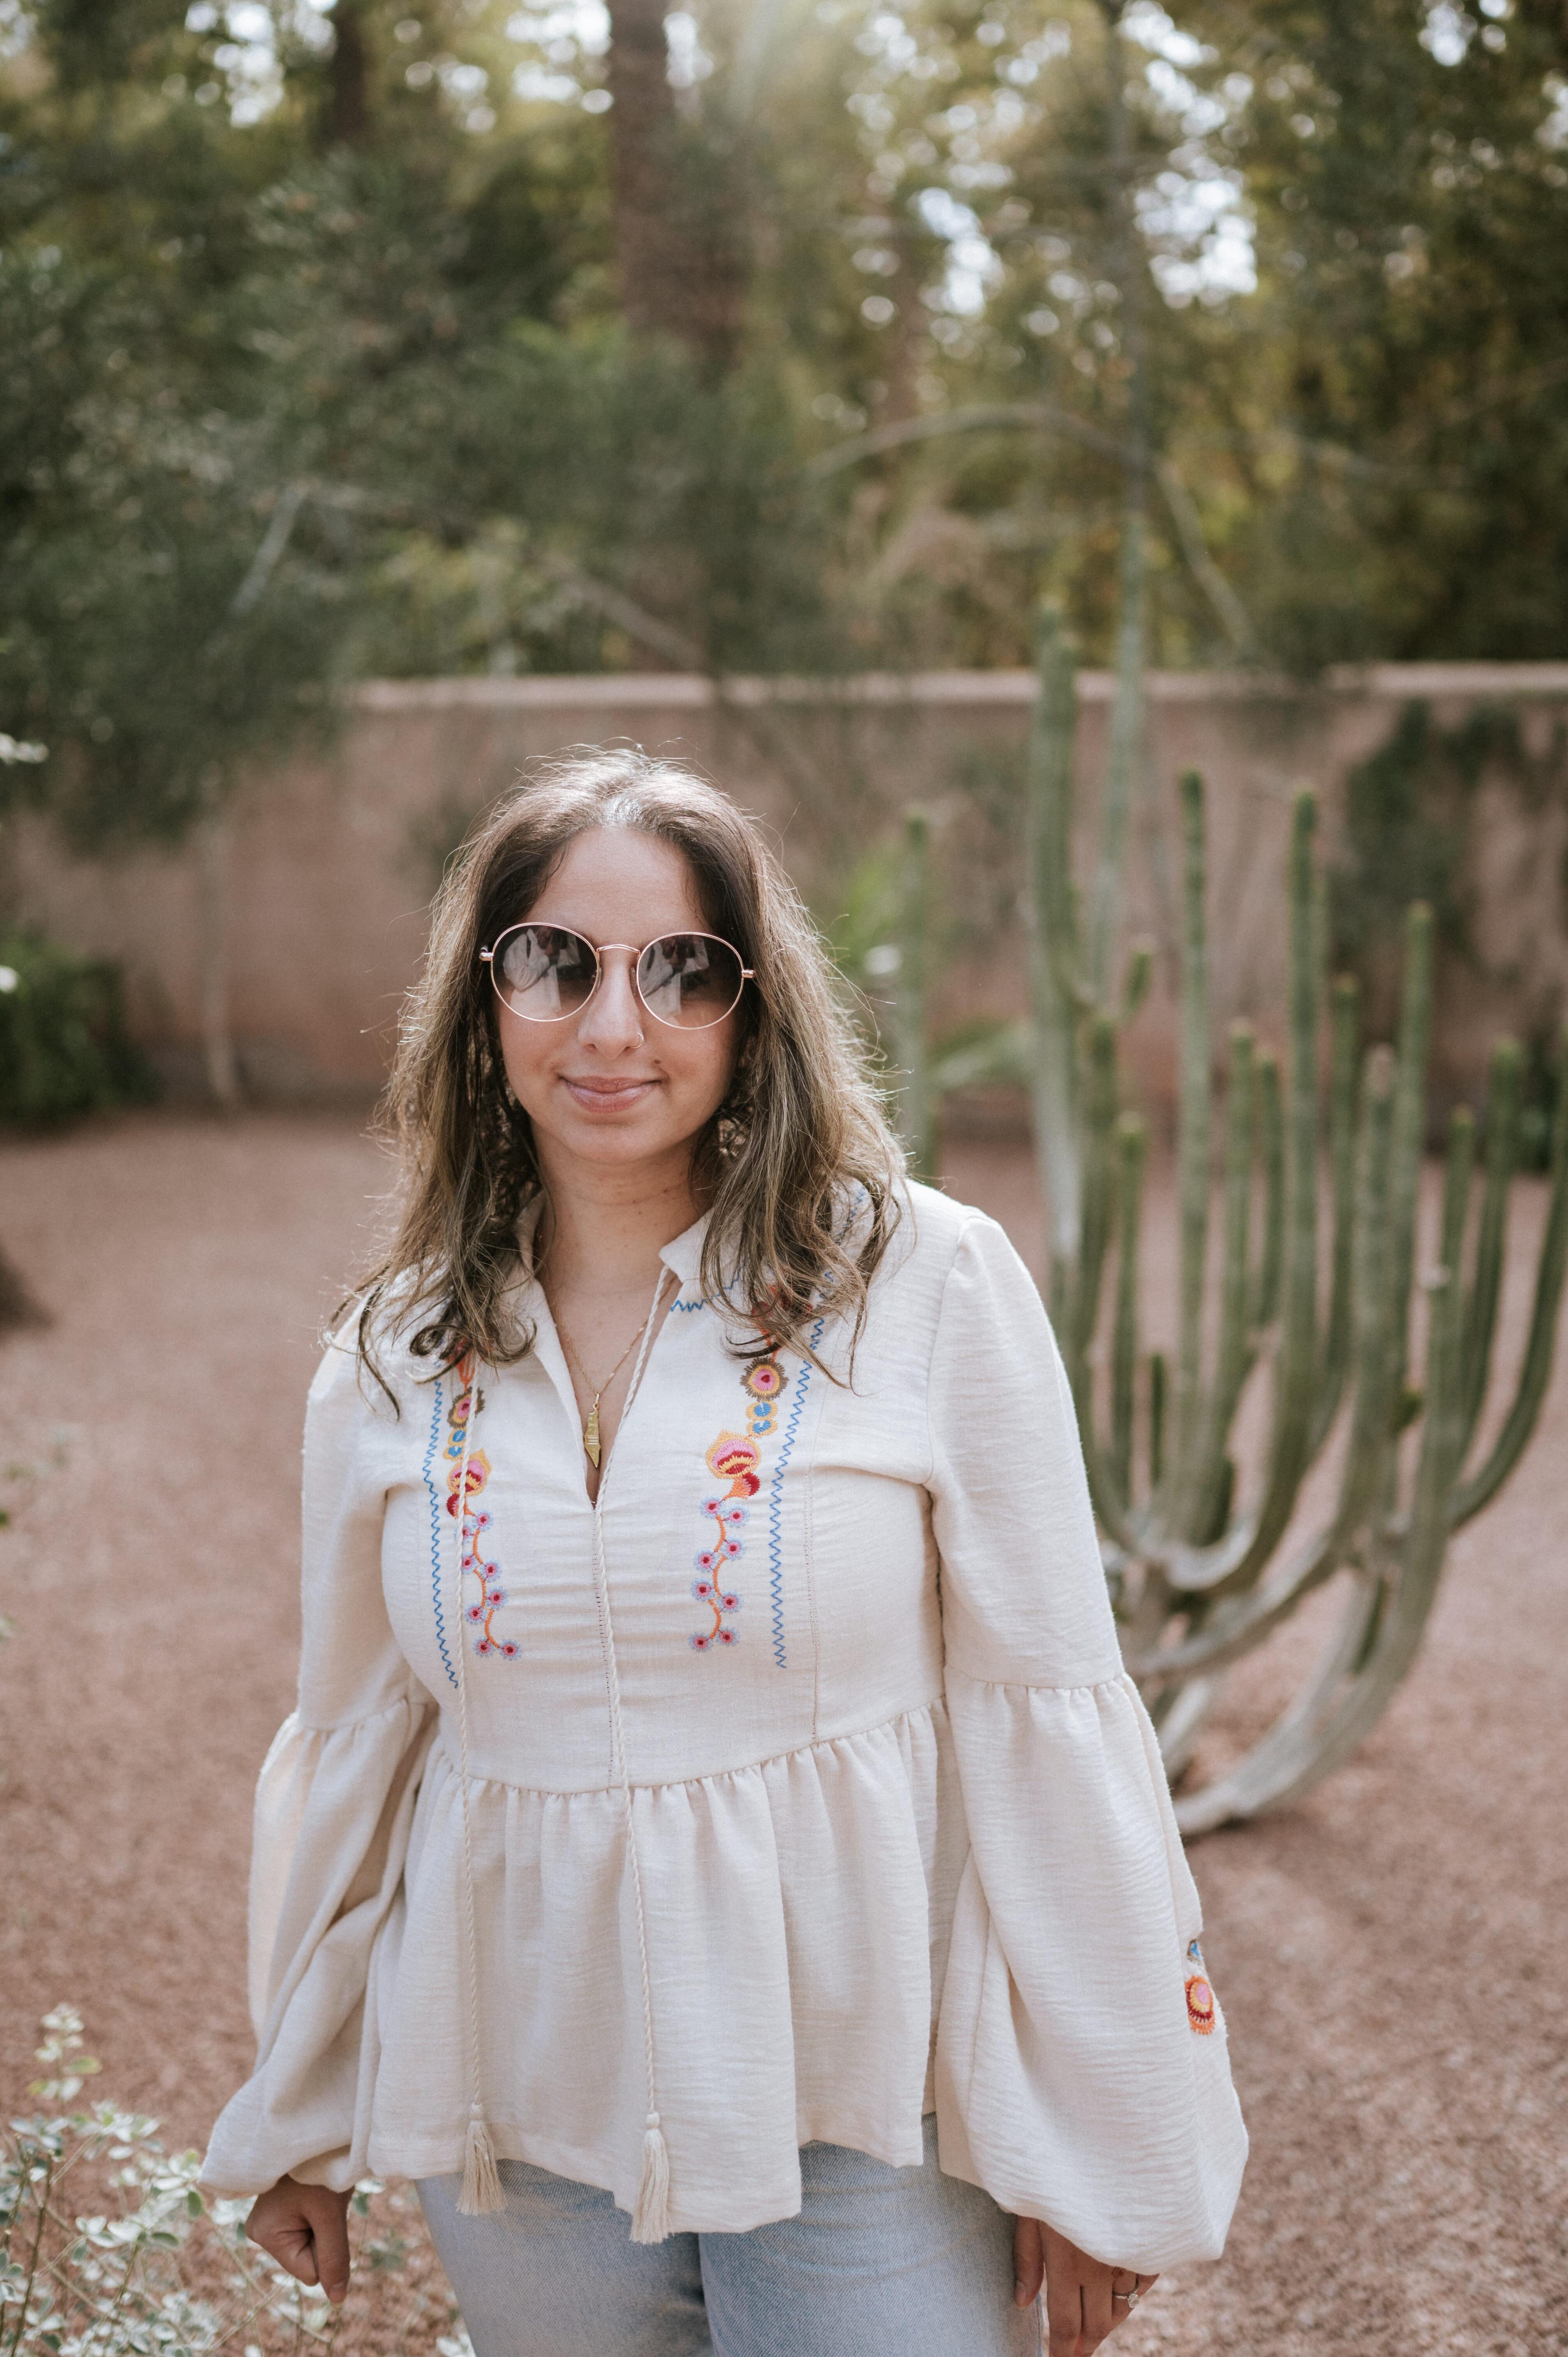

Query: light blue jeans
left=418, top=2116, right=1043, bottom=2357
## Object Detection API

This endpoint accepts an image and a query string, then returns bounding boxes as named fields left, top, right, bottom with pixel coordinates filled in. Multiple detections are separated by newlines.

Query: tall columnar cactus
left=891, top=808, right=936, bottom=1182
left=897, top=605, right=1568, bottom=1829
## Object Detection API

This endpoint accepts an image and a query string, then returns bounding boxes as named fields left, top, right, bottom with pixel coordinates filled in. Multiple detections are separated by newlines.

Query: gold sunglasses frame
left=479, top=923, right=754, bottom=1031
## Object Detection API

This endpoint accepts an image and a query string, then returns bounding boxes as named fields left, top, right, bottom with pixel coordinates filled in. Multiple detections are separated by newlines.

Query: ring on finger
left=1111, top=2274, right=1142, bottom=2309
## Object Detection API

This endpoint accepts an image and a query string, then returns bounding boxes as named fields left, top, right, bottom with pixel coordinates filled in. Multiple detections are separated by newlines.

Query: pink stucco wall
left=9, top=663, right=1568, bottom=1117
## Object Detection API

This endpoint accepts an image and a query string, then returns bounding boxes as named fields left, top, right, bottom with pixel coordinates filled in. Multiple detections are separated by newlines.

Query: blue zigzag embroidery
left=423, top=1374, right=457, bottom=1690
left=767, top=1315, right=825, bottom=1669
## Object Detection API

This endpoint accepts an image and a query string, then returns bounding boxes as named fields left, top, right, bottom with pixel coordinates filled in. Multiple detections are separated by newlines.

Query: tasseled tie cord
left=449, top=1264, right=676, bottom=2238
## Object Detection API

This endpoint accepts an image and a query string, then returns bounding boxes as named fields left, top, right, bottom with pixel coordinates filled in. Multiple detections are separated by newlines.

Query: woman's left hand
left=1013, top=2216, right=1157, bottom=2355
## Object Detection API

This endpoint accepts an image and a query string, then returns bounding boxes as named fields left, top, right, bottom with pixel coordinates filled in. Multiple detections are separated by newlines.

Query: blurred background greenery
left=3, top=0, right=1567, bottom=858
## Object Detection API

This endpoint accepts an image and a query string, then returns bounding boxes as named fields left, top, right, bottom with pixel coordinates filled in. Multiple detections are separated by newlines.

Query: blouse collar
left=657, top=1211, right=710, bottom=1293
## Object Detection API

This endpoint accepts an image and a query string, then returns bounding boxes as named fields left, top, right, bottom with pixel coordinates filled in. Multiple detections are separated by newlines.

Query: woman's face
left=492, top=826, right=743, bottom=1186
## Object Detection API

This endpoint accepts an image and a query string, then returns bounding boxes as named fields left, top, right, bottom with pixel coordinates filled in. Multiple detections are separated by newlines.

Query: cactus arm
left=1148, top=1349, right=1167, bottom=1490
left=893, top=809, right=933, bottom=1180
left=1172, top=1102, right=1474, bottom=1833
left=1184, top=1024, right=1255, bottom=1542
left=928, top=1018, right=1031, bottom=1097
left=1394, top=1206, right=1469, bottom=1592
left=1073, top=1013, right=1120, bottom=1366
left=1189, top=792, right=1320, bottom=1599
left=1325, top=1046, right=1398, bottom=1553
left=1154, top=1669, right=1228, bottom=1781
left=1111, top=1113, right=1146, bottom=1501
left=1120, top=939, right=1154, bottom=1024
left=1456, top=1037, right=1521, bottom=1457
left=1309, top=974, right=1361, bottom=1451
left=1451, top=1033, right=1568, bottom=1526
left=1171, top=769, right=1212, bottom=1504
left=1172, top=1570, right=1381, bottom=1836
left=1026, top=605, right=1083, bottom=1305
left=1383, top=904, right=1436, bottom=1417
left=1088, top=493, right=1147, bottom=1002
left=1068, top=1356, right=1143, bottom=1551
left=1437, top=1106, right=1476, bottom=1296
left=1251, top=1050, right=1284, bottom=1331
left=1126, top=1516, right=1343, bottom=1681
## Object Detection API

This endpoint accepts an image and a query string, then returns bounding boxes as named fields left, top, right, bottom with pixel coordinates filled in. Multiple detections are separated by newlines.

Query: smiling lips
left=561, top=1074, right=663, bottom=1110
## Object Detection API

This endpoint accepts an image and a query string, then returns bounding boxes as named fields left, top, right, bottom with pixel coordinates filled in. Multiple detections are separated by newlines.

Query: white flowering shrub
left=1, top=2010, right=472, bottom=2357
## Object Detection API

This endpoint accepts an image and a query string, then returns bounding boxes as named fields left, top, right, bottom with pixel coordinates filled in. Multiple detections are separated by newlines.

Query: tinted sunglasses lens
left=494, top=925, right=597, bottom=1019
left=638, top=934, right=744, bottom=1028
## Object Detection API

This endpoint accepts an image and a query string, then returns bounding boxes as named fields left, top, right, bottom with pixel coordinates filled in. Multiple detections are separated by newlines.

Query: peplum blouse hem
left=202, top=1184, right=1247, bottom=2263
left=203, top=1695, right=962, bottom=2223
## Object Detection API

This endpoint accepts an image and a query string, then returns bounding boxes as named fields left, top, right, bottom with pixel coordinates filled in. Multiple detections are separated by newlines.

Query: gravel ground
left=1, top=1113, right=1564, bottom=2357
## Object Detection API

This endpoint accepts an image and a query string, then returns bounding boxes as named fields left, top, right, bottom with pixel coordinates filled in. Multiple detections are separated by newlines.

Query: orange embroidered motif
left=1184, top=1940, right=1216, bottom=2034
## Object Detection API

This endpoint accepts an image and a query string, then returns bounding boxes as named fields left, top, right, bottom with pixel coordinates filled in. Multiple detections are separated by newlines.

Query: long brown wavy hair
left=355, top=747, right=904, bottom=1387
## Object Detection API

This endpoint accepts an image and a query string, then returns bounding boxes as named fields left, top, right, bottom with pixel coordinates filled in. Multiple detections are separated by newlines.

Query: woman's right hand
left=246, top=2175, right=353, bottom=2306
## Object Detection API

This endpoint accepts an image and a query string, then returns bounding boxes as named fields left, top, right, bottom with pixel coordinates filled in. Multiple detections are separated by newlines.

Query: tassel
left=457, top=2100, right=504, bottom=2217
left=629, top=2111, right=670, bottom=2244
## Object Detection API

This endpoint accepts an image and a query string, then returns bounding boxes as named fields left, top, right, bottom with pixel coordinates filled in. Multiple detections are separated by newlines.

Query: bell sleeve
left=927, top=1214, right=1247, bottom=2274
left=200, top=1329, right=437, bottom=2199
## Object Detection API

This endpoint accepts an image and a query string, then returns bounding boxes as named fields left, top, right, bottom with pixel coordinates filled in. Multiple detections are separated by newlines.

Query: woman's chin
left=535, top=1104, right=713, bottom=1173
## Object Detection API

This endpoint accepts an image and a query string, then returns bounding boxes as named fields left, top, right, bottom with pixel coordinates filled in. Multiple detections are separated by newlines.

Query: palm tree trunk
left=605, top=0, right=746, bottom=366
left=328, top=0, right=371, bottom=147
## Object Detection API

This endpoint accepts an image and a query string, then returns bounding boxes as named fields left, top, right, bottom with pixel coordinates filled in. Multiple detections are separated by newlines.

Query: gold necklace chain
left=552, top=1296, right=660, bottom=1469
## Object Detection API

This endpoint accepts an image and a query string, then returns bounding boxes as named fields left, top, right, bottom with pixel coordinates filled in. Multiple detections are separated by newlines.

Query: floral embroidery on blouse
left=688, top=1337, right=795, bottom=1654
left=742, top=1354, right=786, bottom=1434
left=1184, top=1939, right=1216, bottom=2034
left=690, top=1429, right=757, bottom=1651
left=445, top=1355, right=517, bottom=1661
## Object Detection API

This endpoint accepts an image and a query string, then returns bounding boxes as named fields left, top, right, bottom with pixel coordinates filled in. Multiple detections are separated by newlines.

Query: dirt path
left=1, top=1115, right=1563, bottom=2356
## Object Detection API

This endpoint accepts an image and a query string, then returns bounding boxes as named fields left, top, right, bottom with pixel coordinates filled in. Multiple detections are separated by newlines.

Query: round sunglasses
left=481, top=923, right=753, bottom=1031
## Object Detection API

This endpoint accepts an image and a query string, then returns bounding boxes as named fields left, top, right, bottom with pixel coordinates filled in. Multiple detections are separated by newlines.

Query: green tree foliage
left=1189, top=0, right=1568, bottom=665
left=0, top=0, right=1565, bottom=854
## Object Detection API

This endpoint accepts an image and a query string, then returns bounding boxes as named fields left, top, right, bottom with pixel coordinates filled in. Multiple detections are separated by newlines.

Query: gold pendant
left=583, top=1398, right=602, bottom=1469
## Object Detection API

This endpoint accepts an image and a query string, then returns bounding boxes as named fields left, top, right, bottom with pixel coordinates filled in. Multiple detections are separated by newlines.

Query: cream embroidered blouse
left=201, top=1183, right=1247, bottom=2272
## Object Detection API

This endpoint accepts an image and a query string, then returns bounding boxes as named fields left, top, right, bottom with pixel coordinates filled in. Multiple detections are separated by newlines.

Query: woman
left=203, top=751, right=1246, bottom=2357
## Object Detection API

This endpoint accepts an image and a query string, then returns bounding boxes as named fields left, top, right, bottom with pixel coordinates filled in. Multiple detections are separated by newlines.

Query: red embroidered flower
left=706, top=1432, right=760, bottom=1485
left=445, top=1449, right=490, bottom=1510
left=743, top=1359, right=784, bottom=1400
